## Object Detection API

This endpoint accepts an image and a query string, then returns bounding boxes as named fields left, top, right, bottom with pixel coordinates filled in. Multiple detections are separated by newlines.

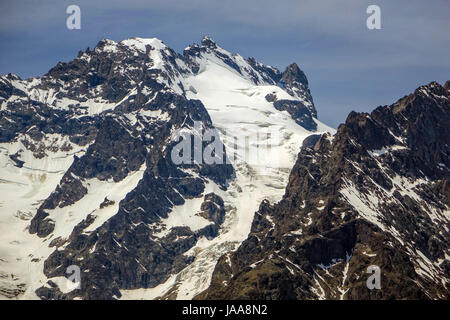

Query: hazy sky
left=1, top=0, right=449, bottom=127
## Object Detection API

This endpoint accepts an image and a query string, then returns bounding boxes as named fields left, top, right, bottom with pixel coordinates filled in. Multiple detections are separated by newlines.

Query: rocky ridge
left=199, top=81, right=450, bottom=300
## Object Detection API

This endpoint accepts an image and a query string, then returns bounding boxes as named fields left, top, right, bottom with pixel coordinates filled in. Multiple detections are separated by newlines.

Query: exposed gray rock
left=199, top=81, right=450, bottom=300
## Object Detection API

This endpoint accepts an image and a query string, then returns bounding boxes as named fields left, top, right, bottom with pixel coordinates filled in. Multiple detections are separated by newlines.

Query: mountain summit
left=0, top=36, right=330, bottom=299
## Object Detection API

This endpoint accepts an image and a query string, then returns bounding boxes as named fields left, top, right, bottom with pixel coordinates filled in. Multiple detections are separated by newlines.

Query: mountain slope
left=0, top=36, right=330, bottom=299
left=199, top=81, right=450, bottom=300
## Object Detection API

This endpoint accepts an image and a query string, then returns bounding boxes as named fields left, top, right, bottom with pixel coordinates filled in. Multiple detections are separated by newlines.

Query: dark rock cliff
left=198, top=81, right=450, bottom=300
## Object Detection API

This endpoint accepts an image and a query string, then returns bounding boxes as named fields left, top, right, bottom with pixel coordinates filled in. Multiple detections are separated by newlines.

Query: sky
left=0, top=0, right=449, bottom=127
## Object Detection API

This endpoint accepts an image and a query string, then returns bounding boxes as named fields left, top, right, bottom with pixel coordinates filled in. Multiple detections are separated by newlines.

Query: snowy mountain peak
left=201, top=35, right=217, bottom=48
left=0, top=35, right=334, bottom=300
left=93, top=37, right=167, bottom=54
left=1, top=33, right=448, bottom=301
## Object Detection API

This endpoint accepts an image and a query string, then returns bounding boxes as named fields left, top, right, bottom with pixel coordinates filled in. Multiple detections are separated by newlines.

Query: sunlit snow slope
left=0, top=136, right=89, bottom=298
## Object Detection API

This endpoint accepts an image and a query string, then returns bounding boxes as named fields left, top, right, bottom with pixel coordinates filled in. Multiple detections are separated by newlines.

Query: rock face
left=280, top=63, right=316, bottom=116
left=0, top=36, right=322, bottom=300
left=198, top=81, right=450, bottom=300
left=263, top=62, right=317, bottom=130
left=273, top=100, right=317, bottom=131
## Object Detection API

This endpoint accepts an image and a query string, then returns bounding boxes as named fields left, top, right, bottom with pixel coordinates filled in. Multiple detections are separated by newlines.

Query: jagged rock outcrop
left=199, top=81, right=450, bottom=300
left=263, top=62, right=317, bottom=130
left=280, top=63, right=316, bottom=114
